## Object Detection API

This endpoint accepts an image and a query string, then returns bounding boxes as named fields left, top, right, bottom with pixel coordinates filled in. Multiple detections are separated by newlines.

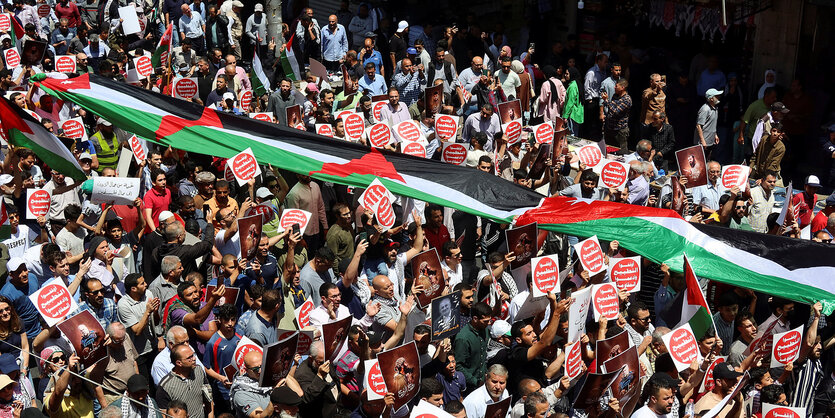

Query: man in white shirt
left=463, top=364, right=511, bottom=418
left=632, top=373, right=677, bottom=418
left=440, top=241, right=463, bottom=289
left=2, top=206, right=46, bottom=259
left=458, top=56, right=484, bottom=114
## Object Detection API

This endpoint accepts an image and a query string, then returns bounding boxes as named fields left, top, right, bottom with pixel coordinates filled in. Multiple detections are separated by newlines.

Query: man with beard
left=231, top=350, right=300, bottom=418
left=118, top=273, right=160, bottom=381
left=75, top=278, right=119, bottom=331
left=463, top=364, right=510, bottom=418
left=109, top=374, right=160, bottom=418
left=453, top=283, right=474, bottom=326
left=560, top=169, right=610, bottom=200
left=165, top=280, right=225, bottom=353
left=89, top=322, right=140, bottom=406
left=203, top=303, right=238, bottom=410
left=728, top=311, right=757, bottom=367
left=454, top=302, right=493, bottom=390
left=270, top=386, right=303, bottom=418
left=507, top=294, right=571, bottom=389
left=267, top=78, right=298, bottom=126
left=632, top=373, right=678, bottom=418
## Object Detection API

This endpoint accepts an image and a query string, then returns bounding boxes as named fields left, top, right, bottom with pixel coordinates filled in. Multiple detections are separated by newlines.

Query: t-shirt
left=508, top=345, right=546, bottom=390
left=0, top=277, right=41, bottom=340
left=214, top=229, right=240, bottom=257
left=143, top=187, right=172, bottom=229
left=495, top=70, right=521, bottom=100
left=204, top=331, right=240, bottom=399
left=631, top=405, right=670, bottom=418
left=2, top=225, right=38, bottom=259
left=101, top=338, right=139, bottom=394
left=695, top=104, right=719, bottom=145
left=55, top=227, right=87, bottom=259
left=299, top=263, right=335, bottom=307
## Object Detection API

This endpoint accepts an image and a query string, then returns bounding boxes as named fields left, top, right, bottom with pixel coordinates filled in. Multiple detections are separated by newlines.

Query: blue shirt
left=74, top=297, right=119, bottom=332
left=358, top=74, right=387, bottom=96
left=209, top=274, right=253, bottom=313
left=50, top=28, right=73, bottom=55
left=436, top=370, right=467, bottom=406
left=178, top=12, right=204, bottom=39
left=203, top=331, right=241, bottom=399
left=244, top=310, right=276, bottom=347
left=361, top=50, right=384, bottom=75
left=320, top=23, right=348, bottom=62
left=0, top=275, right=41, bottom=339
left=691, top=181, right=722, bottom=211
left=245, top=254, right=279, bottom=289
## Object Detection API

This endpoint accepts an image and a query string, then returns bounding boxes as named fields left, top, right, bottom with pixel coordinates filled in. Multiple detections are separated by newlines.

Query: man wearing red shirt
left=811, top=193, right=835, bottom=234
left=144, top=168, right=173, bottom=230
left=791, top=175, right=820, bottom=229
left=54, top=0, right=82, bottom=29
left=423, top=204, right=450, bottom=250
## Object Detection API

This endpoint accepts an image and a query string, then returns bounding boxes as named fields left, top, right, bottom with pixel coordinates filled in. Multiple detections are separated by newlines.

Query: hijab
left=757, top=69, right=776, bottom=99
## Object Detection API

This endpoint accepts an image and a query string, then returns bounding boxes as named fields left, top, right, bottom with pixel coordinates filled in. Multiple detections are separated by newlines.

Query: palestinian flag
left=280, top=34, right=300, bottom=81
left=251, top=50, right=270, bottom=96
left=515, top=196, right=835, bottom=306
left=38, top=74, right=541, bottom=224
left=9, top=14, right=23, bottom=47
left=0, top=96, right=86, bottom=182
left=660, top=255, right=715, bottom=339
left=151, top=23, right=173, bottom=68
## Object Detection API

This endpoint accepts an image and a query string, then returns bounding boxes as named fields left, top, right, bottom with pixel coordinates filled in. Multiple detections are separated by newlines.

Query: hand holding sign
left=573, top=236, right=606, bottom=275
left=530, top=254, right=560, bottom=297
left=228, top=147, right=261, bottom=186
left=770, top=325, right=803, bottom=368
left=662, top=324, right=702, bottom=372
left=26, top=189, right=50, bottom=219
left=721, top=165, right=749, bottom=192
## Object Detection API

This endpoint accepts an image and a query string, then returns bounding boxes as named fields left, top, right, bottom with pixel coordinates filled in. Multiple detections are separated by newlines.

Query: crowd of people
left=0, top=1, right=832, bottom=418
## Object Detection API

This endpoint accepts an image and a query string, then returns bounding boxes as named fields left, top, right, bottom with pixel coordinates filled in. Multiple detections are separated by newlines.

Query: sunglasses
left=249, top=365, right=262, bottom=374
left=51, top=355, right=66, bottom=362
left=87, top=289, right=104, bottom=295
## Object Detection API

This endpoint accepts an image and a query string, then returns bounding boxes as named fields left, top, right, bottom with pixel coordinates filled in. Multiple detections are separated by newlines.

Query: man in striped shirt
left=790, top=302, right=823, bottom=417
left=203, top=304, right=240, bottom=413
left=157, top=344, right=213, bottom=418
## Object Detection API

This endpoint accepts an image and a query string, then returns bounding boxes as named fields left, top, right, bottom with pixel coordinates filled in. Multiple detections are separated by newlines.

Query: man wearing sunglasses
left=75, top=278, right=118, bottom=331
left=231, top=350, right=300, bottom=418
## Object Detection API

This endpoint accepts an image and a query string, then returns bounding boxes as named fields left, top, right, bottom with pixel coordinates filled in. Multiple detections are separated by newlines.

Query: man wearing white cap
left=389, top=20, right=408, bottom=73
left=245, top=3, right=268, bottom=57
left=90, top=117, right=120, bottom=172
left=219, top=92, right=243, bottom=115
left=226, top=0, right=244, bottom=60
left=791, top=175, right=821, bottom=230
left=695, top=88, right=722, bottom=159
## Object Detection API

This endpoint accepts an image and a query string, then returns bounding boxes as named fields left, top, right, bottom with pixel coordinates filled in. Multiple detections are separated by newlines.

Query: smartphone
left=565, top=288, right=572, bottom=300
left=482, top=68, right=489, bottom=76
left=529, top=42, right=535, bottom=52
left=661, top=74, right=667, bottom=83
left=203, top=204, right=210, bottom=220
left=292, top=223, right=301, bottom=236
left=75, top=140, right=88, bottom=153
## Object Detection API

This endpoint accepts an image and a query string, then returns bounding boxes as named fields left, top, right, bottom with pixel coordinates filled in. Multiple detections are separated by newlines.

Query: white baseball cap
left=490, top=320, right=512, bottom=339
left=255, top=187, right=273, bottom=199
left=705, top=88, right=723, bottom=99
left=97, top=117, right=112, bottom=126
left=396, top=20, right=409, bottom=33
left=806, top=175, right=821, bottom=188
left=0, top=174, right=13, bottom=186
left=222, top=92, right=236, bottom=101
left=6, top=257, right=25, bottom=273
left=254, top=3, right=263, bottom=11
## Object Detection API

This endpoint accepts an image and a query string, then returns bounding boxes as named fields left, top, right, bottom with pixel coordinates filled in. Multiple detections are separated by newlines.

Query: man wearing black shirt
left=507, top=294, right=571, bottom=390
left=205, top=74, right=231, bottom=109
left=389, top=21, right=408, bottom=72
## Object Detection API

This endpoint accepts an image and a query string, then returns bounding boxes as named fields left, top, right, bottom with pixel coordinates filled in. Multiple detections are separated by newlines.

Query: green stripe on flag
left=690, top=307, right=713, bottom=340
left=9, top=130, right=86, bottom=182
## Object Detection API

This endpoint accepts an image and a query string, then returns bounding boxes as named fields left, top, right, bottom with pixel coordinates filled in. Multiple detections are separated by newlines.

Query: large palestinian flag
left=38, top=74, right=541, bottom=223
left=515, top=197, right=835, bottom=306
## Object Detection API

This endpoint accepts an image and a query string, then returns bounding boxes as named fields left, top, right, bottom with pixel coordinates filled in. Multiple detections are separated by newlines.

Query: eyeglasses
left=450, top=253, right=462, bottom=259
left=735, top=205, right=746, bottom=209
left=636, top=316, right=651, bottom=323
left=51, top=355, right=66, bottom=362
left=0, top=308, right=10, bottom=314
left=249, top=365, right=261, bottom=374
left=87, top=288, right=104, bottom=295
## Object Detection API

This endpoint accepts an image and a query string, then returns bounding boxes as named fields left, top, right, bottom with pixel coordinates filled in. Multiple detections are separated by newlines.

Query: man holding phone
left=457, top=56, right=485, bottom=116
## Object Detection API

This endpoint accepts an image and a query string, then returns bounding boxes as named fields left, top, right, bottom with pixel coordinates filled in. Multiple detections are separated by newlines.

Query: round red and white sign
left=362, top=184, right=388, bottom=209
left=669, top=328, right=699, bottom=365
left=532, top=257, right=558, bottom=294
left=251, top=113, right=272, bottom=122
left=234, top=343, right=262, bottom=369
left=239, top=90, right=252, bottom=110
left=60, top=119, right=85, bottom=139
left=372, top=101, right=386, bottom=122
left=245, top=204, right=275, bottom=223
left=600, top=161, right=628, bottom=188
left=773, top=330, right=802, bottom=364
left=504, top=120, right=523, bottom=143
left=37, top=284, right=73, bottom=319
left=0, top=14, right=10, bottom=32
left=611, top=258, right=640, bottom=292
left=441, top=143, right=467, bottom=165
left=566, top=341, right=583, bottom=377
left=367, top=123, right=391, bottom=148
left=316, top=124, right=334, bottom=137
left=135, top=56, right=153, bottom=78
left=174, top=78, right=198, bottom=98
left=435, top=115, right=457, bottom=140
left=534, top=123, right=554, bottom=144
left=592, top=284, right=619, bottom=320
left=402, top=142, right=426, bottom=158
left=702, top=357, right=725, bottom=392
left=578, top=146, right=603, bottom=167
left=344, top=113, right=365, bottom=140
left=231, top=152, right=257, bottom=181
left=396, top=121, right=421, bottom=142
left=280, top=209, right=309, bottom=230
left=4, top=49, right=20, bottom=68
left=55, top=56, right=76, bottom=73
left=27, top=190, right=50, bottom=217
left=37, top=4, right=50, bottom=17
left=368, top=362, right=387, bottom=396
left=376, top=196, right=396, bottom=228
left=579, top=239, right=604, bottom=272
left=764, top=407, right=802, bottom=418
left=297, top=300, right=313, bottom=328
left=722, top=165, right=745, bottom=189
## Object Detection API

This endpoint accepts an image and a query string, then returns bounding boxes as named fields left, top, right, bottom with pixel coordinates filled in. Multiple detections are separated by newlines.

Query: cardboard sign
left=55, top=55, right=77, bottom=73
left=26, top=189, right=50, bottom=219
left=29, top=278, right=78, bottom=327
left=440, top=142, right=467, bottom=165
left=124, top=135, right=146, bottom=164
left=118, top=5, right=142, bottom=35
left=3, top=49, right=20, bottom=69
left=90, top=177, right=141, bottom=205
left=676, top=144, right=708, bottom=188
left=533, top=122, right=554, bottom=144
left=577, top=144, right=604, bottom=168
left=610, top=256, right=641, bottom=293
left=365, top=123, right=393, bottom=148
left=364, top=359, right=388, bottom=401
left=295, top=297, right=314, bottom=329
left=359, top=178, right=396, bottom=230
left=228, top=147, right=261, bottom=186
left=530, top=254, right=560, bottom=297
left=277, top=208, right=312, bottom=235
left=591, top=282, right=619, bottom=321
left=573, top=235, right=606, bottom=275
left=322, top=315, right=352, bottom=362
left=721, top=164, right=748, bottom=193
left=59, top=118, right=87, bottom=140
left=411, top=248, right=445, bottom=308
left=776, top=182, right=793, bottom=228
left=565, top=340, right=584, bottom=379
left=699, top=356, right=727, bottom=393
left=402, top=142, right=426, bottom=158
left=377, top=341, right=421, bottom=410
left=237, top=214, right=262, bottom=260
left=134, top=56, right=153, bottom=78
left=567, top=286, right=592, bottom=342
left=37, top=3, right=50, bottom=18
left=259, top=333, right=298, bottom=386
left=762, top=404, right=805, bottom=418
left=371, top=95, right=387, bottom=123
left=315, top=123, right=334, bottom=137
left=0, top=14, right=10, bottom=32
left=249, top=112, right=273, bottom=122
left=233, top=336, right=263, bottom=370
left=601, top=346, right=642, bottom=417
left=662, top=323, right=702, bottom=372
left=434, top=114, right=459, bottom=141
left=770, top=324, right=803, bottom=368
left=430, top=291, right=461, bottom=341
left=393, top=120, right=425, bottom=144
left=501, top=120, right=523, bottom=144
left=56, top=310, right=107, bottom=369
left=572, top=369, right=623, bottom=410
left=172, top=77, right=198, bottom=99
left=339, top=111, right=365, bottom=142
left=596, top=159, right=629, bottom=190
left=204, top=285, right=240, bottom=307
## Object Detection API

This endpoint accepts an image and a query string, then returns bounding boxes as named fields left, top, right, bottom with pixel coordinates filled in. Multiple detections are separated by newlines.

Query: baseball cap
left=159, top=210, right=175, bottom=223
left=255, top=187, right=273, bottom=199
left=7, top=257, right=25, bottom=273
left=254, top=3, right=263, bottom=11
left=88, top=34, right=99, bottom=42
left=0, top=34, right=10, bottom=44
left=0, top=174, right=13, bottom=186
left=712, top=362, right=742, bottom=380
left=195, top=171, right=216, bottom=184
left=97, top=117, right=112, bottom=126
left=806, top=175, right=821, bottom=188
left=231, top=0, right=243, bottom=7
left=127, top=374, right=149, bottom=393
left=771, top=102, right=790, bottom=113
left=0, top=375, right=13, bottom=389
left=79, top=152, right=92, bottom=161
left=490, top=320, right=512, bottom=339
left=222, top=92, right=236, bottom=101
left=0, top=354, right=17, bottom=374
left=826, top=193, right=835, bottom=207
left=384, top=239, right=401, bottom=249
left=705, top=88, right=723, bottom=100
left=305, top=83, right=319, bottom=93
left=406, top=47, right=417, bottom=55
left=271, top=385, right=302, bottom=406
left=396, top=20, right=409, bottom=33
left=364, top=31, right=377, bottom=39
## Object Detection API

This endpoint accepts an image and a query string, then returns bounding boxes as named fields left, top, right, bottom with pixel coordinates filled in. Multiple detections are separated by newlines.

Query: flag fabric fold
left=660, top=255, right=716, bottom=339
left=280, top=34, right=300, bottom=81
left=251, top=50, right=271, bottom=96
left=151, top=23, right=173, bottom=68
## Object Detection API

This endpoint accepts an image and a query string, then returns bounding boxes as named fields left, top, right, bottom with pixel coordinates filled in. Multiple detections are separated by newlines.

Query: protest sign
left=435, top=114, right=459, bottom=141
left=245, top=204, right=276, bottom=224
left=277, top=208, right=312, bottom=235
left=591, top=282, right=620, bottom=321
left=133, top=56, right=153, bottom=78
left=662, top=323, right=702, bottom=372
left=365, top=123, right=393, bottom=148
left=295, top=297, right=314, bottom=329
left=676, top=145, right=708, bottom=188
left=237, top=214, right=262, bottom=260
left=431, top=292, right=461, bottom=341
left=228, top=147, right=261, bottom=186
left=595, top=330, right=630, bottom=371
left=57, top=310, right=107, bottom=369
left=699, top=356, right=727, bottom=393
left=59, top=118, right=87, bottom=141
left=322, top=315, right=352, bottom=362
left=249, top=112, right=273, bottom=122
left=359, top=178, right=396, bottom=230
left=204, top=285, right=239, bottom=307
left=572, top=369, right=622, bottom=410
left=339, top=111, right=365, bottom=142
left=26, top=189, right=50, bottom=219
left=565, top=340, right=584, bottom=379
left=533, top=122, right=554, bottom=144
left=484, top=398, right=511, bottom=418
left=238, top=90, right=252, bottom=111
left=118, top=6, right=142, bottom=34
left=377, top=342, right=420, bottom=410
left=567, top=286, right=592, bottom=342
left=412, top=248, right=445, bottom=308
left=393, top=120, right=425, bottom=145
left=402, top=142, right=426, bottom=158
left=440, top=142, right=467, bottom=165
left=55, top=55, right=77, bottom=73
left=530, top=254, right=560, bottom=297
left=771, top=325, right=803, bottom=368
left=29, top=278, right=78, bottom=327
left=90, top=177, right=141, bottom=205
left=364, top=359, right=388, bottom=401
left=0, top=14, right=9, bottom=32
left=232, top=336, right=263, bottom=370
left=315, top=123, right=334, bottom=137
left=721, top=164, right=749, bottom=192
left=573, top=235, right=606, bottom=275
left=762, top=404, right=805, bottom=418
left=610, top=256, right=641, bottom=292
left=259, top=333, right=298, bottom=386
left=4, top=49, right=20, bottom=69
left=173, top=77, right=198, bottom=99
left=577, top=144, right=604, bottom=168
left=596, top=159, right=629, bottom=190
left=371, top=95, right=387, bottom=123
left=128, top=134, right=147, bottom=163
left=409, top=400, right=455, bottom=418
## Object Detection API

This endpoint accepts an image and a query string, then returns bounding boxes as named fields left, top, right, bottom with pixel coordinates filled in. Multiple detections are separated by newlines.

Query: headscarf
left=38, top=346, right=64, bottom=373
left=510, top=60, right=525, bottom=74
left=85, top=236, right=107, bottom=261
left=501, top=45, right=511, bottom=58
left=757, top=69, right=776, bottom=99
